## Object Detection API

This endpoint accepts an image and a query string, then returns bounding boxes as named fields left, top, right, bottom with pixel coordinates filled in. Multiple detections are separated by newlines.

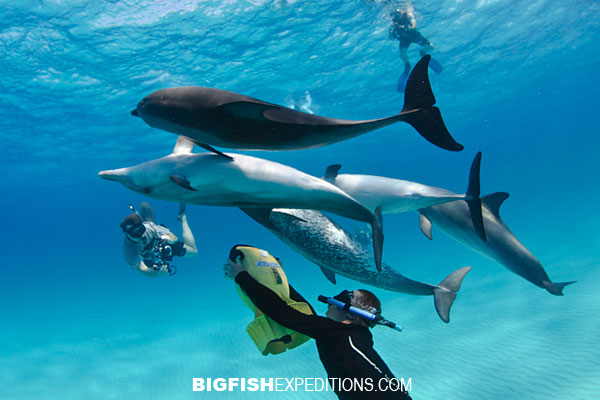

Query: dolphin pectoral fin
left=196, top=143, right=233, bottom=160
left=239, top=208, right=280, bottom=232
left=169, top=175, right=197, bottom=191
left=131, top=109, right=139, bottom=117
left=543, top=280, right=576, bottom=296
left=324, top=164, right=342, bottom=182
left=399, top=55, right=463, bottom=152
left=370, top=217, right=384, bottom=272
left=465, top=152, right=486, bottom=241
left=218, top=101, right=278, bottom=121
left=375, top=206, right=383, bottom=230
left=419, top=213, right=433, bottom=240
left=172, top=136, right=195, bottom=155
left=318, top=266, right=337, bottom=284
left=432, top=266, right=472, bottom=323
left=481, top=192, right=510, bottom=222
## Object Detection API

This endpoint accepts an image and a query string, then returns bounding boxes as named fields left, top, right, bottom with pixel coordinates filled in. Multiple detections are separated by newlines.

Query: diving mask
left=124, top=222, right=146, bottom=238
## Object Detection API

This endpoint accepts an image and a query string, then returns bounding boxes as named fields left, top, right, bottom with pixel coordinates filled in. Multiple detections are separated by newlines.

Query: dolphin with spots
left=130, top=56, right=463, bottom=154
left=324, top=153, right=574, bottom=295
left=98, top=137, right=384, bottom=270
left=242, top=207, right=471, bottom=323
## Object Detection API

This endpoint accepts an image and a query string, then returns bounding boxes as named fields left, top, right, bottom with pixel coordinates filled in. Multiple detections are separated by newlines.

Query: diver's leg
left=139, top=202, right=155, bottom=223
left=178, top=204, right=198, bottom=257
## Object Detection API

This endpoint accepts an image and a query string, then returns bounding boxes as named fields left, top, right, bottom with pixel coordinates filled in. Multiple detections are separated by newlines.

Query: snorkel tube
left=318, top=295, right=403, bottom=333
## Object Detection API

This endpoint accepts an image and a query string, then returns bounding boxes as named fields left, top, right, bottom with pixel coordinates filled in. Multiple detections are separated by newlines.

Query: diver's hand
left=177, top=203, right=187, bottom=221
left=224, top=258, right=245, bottom=280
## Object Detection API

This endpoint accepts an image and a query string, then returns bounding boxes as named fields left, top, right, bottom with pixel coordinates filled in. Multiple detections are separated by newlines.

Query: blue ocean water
left=1, top=0, right=599, bottom=398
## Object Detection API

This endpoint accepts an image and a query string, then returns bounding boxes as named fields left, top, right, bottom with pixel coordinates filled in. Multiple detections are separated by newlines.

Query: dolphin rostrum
left=131, top=56, right=463, bottom=153
left=98, top=137, right=384, bottom=270
left=324, top=152, right=486, bottom=241
left=241, top=207, right=471, bottom=323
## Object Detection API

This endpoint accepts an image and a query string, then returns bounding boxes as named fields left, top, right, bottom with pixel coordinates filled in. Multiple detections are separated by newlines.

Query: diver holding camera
left=120, top=202, right=198, bottom=277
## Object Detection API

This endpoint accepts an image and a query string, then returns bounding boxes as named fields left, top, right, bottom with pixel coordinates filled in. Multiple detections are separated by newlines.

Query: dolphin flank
left=131, top=56, right=463, bottom=152
left=98, top=137, right=384, bottom=270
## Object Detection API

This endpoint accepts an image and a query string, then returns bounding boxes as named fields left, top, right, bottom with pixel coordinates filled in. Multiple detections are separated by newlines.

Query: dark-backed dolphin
left=419, top=193, right=575, bottom=295
left=131, top=56, right=463, bottom=152
left=324, top=152, right=486, bottom=241
left=98, top=137, right=384, bottom=270
left=242, top=207, right=471, bottom=323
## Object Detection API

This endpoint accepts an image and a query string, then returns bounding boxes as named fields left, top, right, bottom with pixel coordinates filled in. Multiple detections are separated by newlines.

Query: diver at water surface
left=389, top=6, right=441, bottom=92
left=120, top=202, right=197, bottom=277
left=225, top=247, right=412, bottom=399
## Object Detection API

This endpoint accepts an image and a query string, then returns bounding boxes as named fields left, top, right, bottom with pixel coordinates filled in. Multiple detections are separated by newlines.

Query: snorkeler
left=389, top=6, right=441, bottom=92
left=120, top=202, right=197, bottom=277
left=225, top=247, right=412, bottom=399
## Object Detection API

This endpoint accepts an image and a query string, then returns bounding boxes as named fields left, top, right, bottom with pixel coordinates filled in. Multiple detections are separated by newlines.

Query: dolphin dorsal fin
left=172, top=136, right=195, bottom=155
left=481, top=192, right=510, bottom=220
left=419, top=213, right=433, bottom=240
left=324, top=164, right=342, bottom=181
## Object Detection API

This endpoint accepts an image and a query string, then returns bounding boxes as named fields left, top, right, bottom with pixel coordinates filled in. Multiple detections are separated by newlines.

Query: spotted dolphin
left=242, top=207, right=471, bottom=323
left=98, top=137, right=384, bottom=270
left=131, top=56, right=462, bottom=153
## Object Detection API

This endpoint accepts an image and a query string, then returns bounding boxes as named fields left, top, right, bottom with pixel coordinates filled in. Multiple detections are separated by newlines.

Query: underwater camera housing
left=147, top=239, right=177, bottom=275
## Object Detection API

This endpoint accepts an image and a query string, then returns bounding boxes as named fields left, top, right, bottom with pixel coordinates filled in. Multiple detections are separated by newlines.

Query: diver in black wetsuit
left=389, top=7, right=440, bottom=92
left=389, top=8, right=433, bottom=76
left=225, top=258, right=412, bottom=400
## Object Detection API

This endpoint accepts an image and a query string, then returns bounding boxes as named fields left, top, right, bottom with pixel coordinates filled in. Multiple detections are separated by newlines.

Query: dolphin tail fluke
left=543, top=280, right=576, bottom=296
left=465, top=152, right=486, bottom=241
left=432, top=266, right=472, bottom=323
left=371, top=209, right=384, bottom=272
left=399, top=55, right=463, bottom=152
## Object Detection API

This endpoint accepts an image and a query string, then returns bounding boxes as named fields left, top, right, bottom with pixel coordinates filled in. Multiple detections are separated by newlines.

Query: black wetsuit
left=236, top=271, right=412, bottom=400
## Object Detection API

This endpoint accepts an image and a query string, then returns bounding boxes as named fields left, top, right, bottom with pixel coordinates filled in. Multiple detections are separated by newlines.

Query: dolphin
left=98, top=137, right=384, bottom=270
left=418, top=193, right=575, bottom=295
left=322, top=153, right=574, bottom=295
left=241, top=207, right=471, bottom=323
left=323, top=152, right=486, bottom=241
left=130, top=56, right=463, bottom=153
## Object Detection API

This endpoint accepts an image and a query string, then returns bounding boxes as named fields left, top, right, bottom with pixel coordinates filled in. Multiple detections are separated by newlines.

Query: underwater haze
left=1, top=0, right=599, bottom=399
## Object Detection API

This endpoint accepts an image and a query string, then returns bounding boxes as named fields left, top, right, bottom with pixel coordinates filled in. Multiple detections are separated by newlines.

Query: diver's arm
left=135, top=260, right=168, bottom=277
left=289, top=284, right=317, bottom=315
left=235, top=271, right=339, bottom=338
